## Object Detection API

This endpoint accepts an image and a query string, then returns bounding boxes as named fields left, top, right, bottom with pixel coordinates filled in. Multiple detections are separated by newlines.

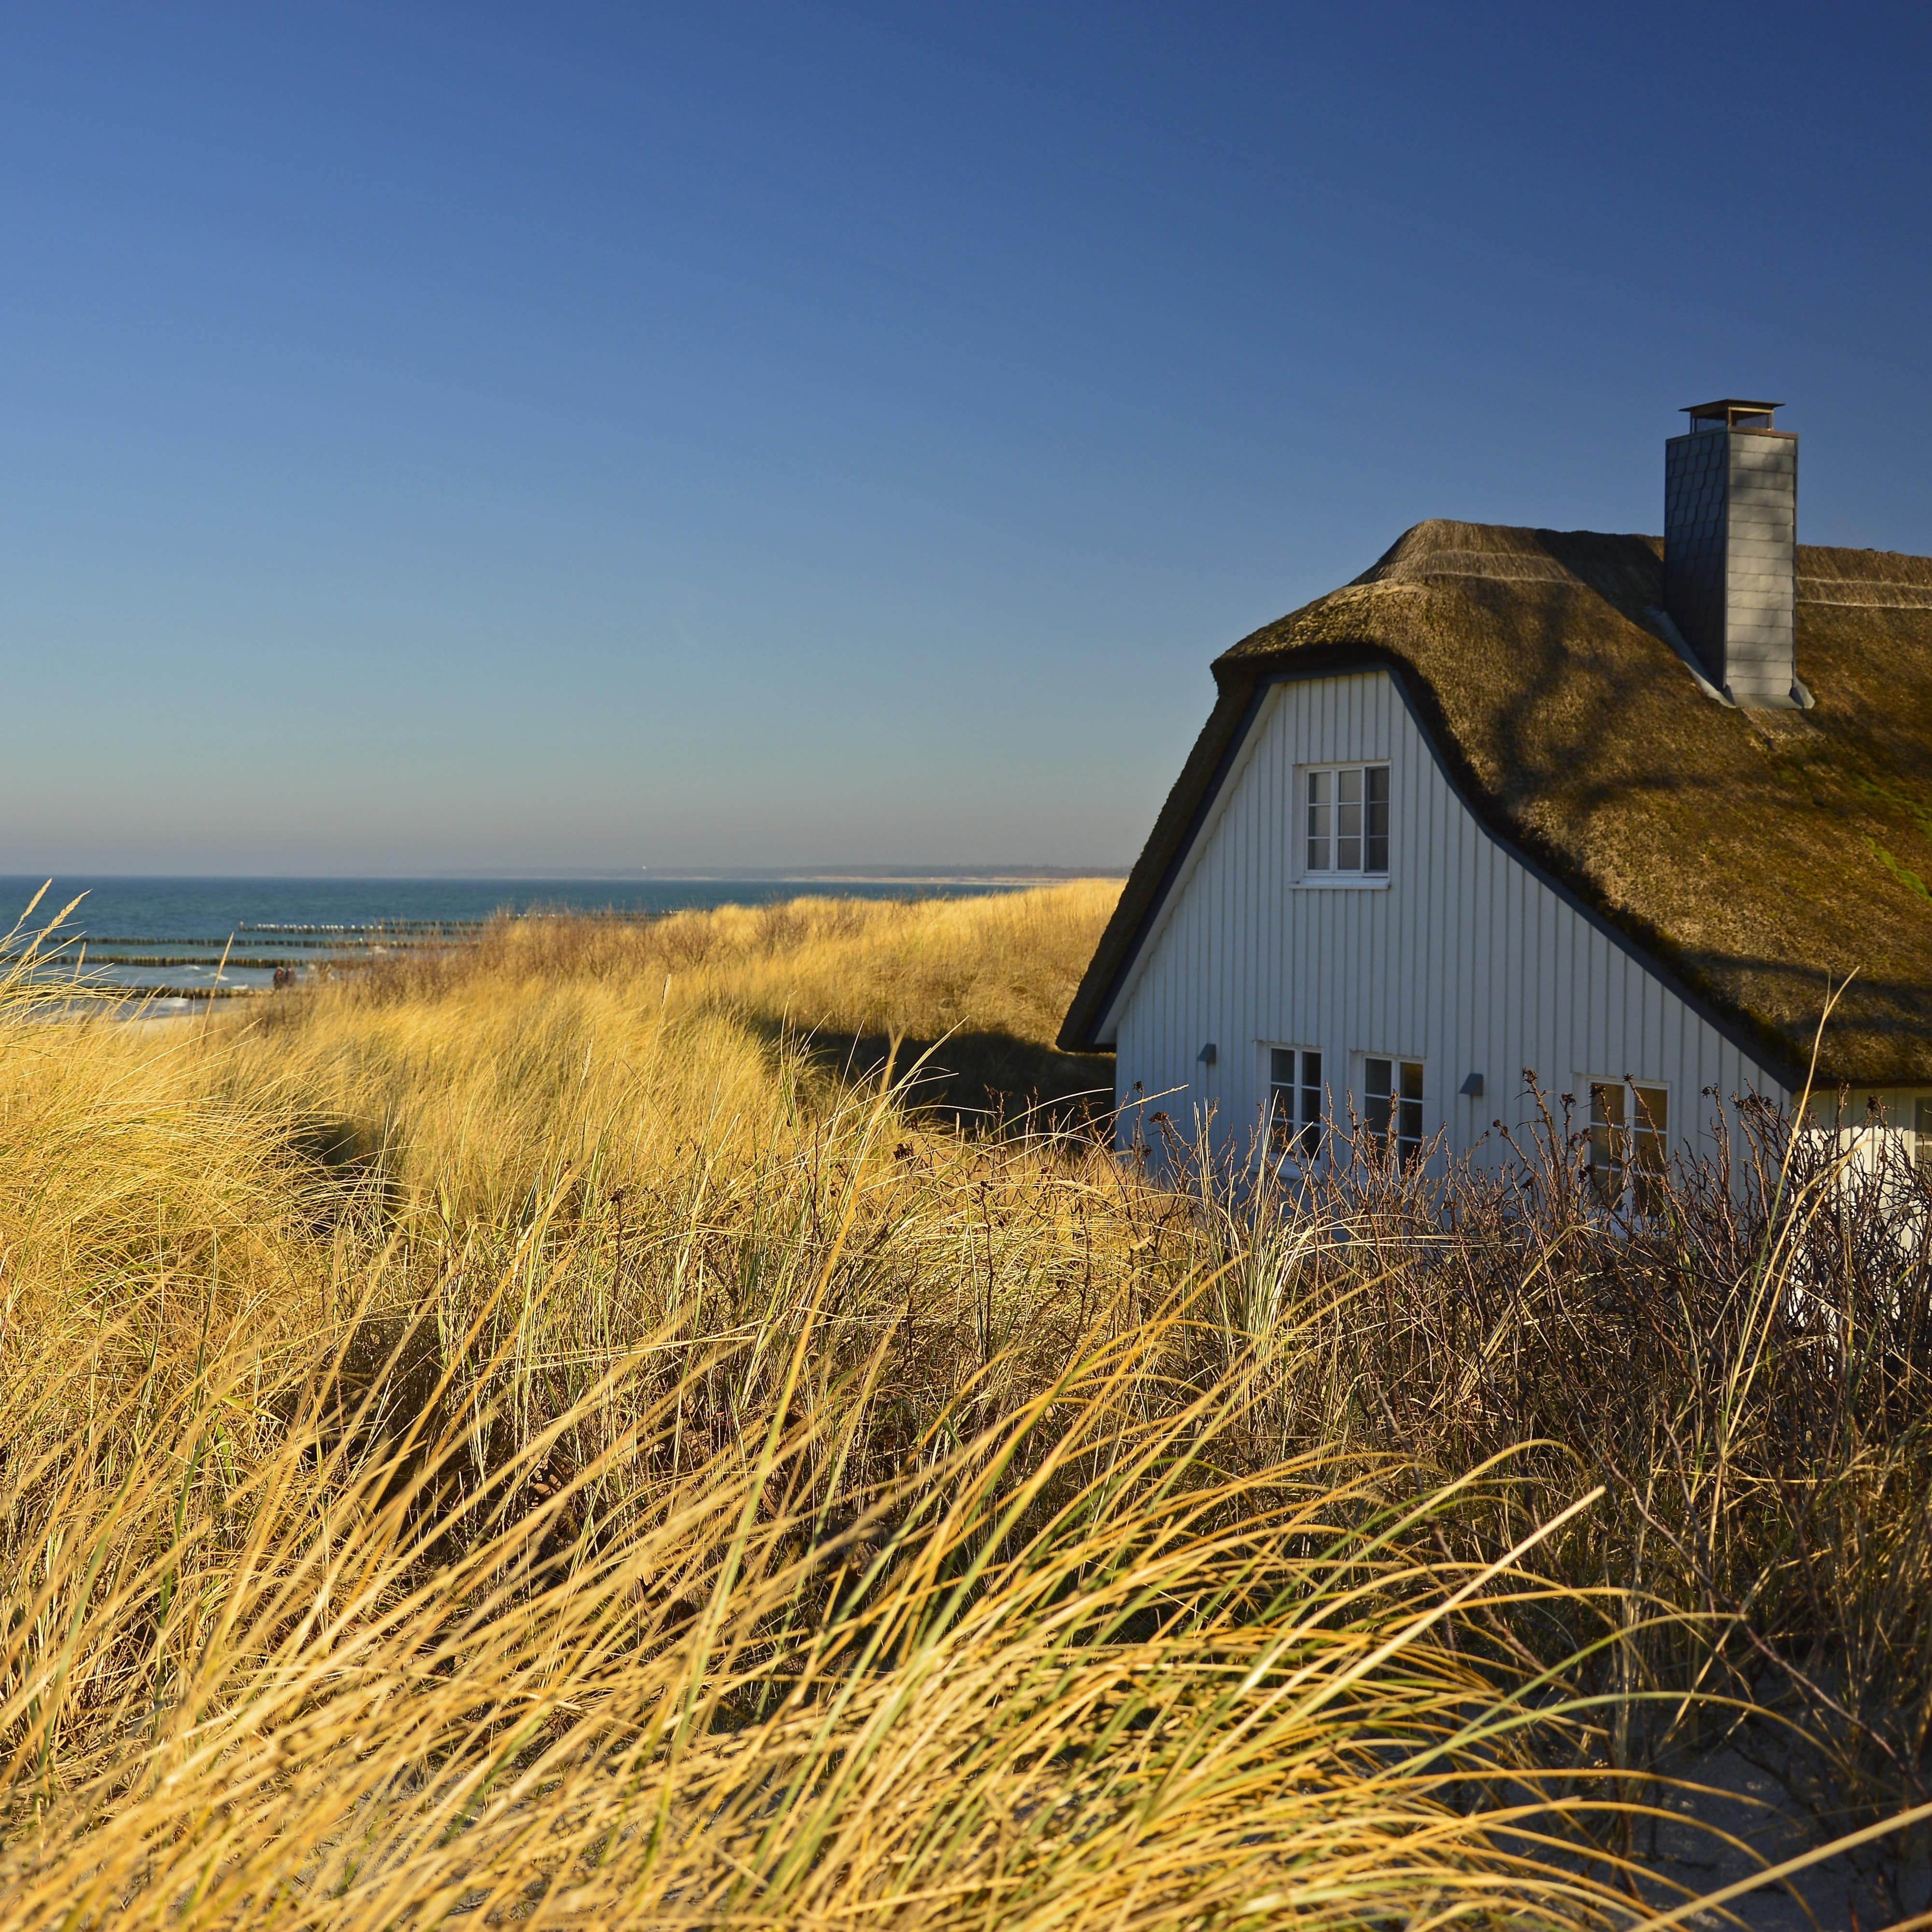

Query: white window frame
left=1585, top=1078, right=1671, bottom=1214
left=1358, top=1053, right=1425, bottom=1168
left=1300, top=762, right=1390, bottom=882
left=1266, top=1045, right=1325, bottom=1163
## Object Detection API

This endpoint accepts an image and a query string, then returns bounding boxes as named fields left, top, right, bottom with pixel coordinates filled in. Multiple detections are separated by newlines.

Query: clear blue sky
left=5, top=2, right=1928, bottom=875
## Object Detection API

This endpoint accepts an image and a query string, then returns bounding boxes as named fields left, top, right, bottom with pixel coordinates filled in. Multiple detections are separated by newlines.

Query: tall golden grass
left=0, top=886, right=1925, bottom=1925
left=298, top=880, right=1124, bottom=1131
left=313, top=878, right=1117, bottom=1042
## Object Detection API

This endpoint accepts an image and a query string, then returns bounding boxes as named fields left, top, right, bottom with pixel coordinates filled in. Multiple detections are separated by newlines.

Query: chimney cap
left=1683, top=398, right=1784, bottom=429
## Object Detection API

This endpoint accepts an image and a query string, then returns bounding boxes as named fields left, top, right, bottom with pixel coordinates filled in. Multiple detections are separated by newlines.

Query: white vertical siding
left=1107, top=671, right=1788, bottom=1169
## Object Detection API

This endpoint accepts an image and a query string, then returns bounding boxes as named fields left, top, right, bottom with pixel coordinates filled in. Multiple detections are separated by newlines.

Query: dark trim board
left=1059, top=651, right=1809, bottom=1093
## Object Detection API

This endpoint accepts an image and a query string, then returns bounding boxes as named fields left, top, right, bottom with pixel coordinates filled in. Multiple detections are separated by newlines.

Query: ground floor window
left=1269, top=1047, right=1322, bottom=1159
left=1364, top=1057, right=1424, bottom=1166
left=1918, top=1097, right=1932, bottom=1171
left=1589, top=1080, right=1669, bottom=1212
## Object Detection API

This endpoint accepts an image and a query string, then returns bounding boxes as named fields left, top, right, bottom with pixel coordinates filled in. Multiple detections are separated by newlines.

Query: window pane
left=1633, top=1084, right=1669, bottom=1214
left=1365, top=767, right=1389, bottom=872
left=1919, top=1097, right=1932, bottom=1170
left=1269, top=1049, right=1295, bottom=1146
left=1364, top=1057, right=1393, bottom=1143
left=1300, top=1050, right=1322, bottom=1159
left=1306, top=771, right=1330, bottom=871
left=1396, top=1061, right=1423, bottom=1165
left=1589, top=1082, right=1624, bottom=1205
left=1336, top=767, right=1363, bottom=870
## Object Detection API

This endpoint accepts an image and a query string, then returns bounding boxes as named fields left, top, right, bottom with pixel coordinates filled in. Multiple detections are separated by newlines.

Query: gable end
left=1061, top=650, right=1809, bottom=1090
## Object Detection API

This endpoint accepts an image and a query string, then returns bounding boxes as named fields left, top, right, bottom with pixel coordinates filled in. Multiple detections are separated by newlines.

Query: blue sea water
left=1, top=875, right=1037, bottom=1005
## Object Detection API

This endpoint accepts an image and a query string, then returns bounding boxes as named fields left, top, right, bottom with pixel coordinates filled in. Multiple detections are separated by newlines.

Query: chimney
left=1663, top=399, right=1803, bottom=708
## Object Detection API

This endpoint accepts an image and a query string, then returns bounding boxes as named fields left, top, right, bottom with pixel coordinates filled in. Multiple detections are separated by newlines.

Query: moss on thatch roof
left=1061, top=520, right=1932, bottom=1086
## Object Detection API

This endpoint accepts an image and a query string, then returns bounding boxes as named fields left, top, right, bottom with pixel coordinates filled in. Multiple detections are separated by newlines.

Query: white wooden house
left=1059, top=403, right=1932, bottom=1197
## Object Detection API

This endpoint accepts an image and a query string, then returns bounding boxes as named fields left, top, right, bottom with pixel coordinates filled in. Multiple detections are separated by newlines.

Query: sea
left=1, top=875, right=1050, bottom=1009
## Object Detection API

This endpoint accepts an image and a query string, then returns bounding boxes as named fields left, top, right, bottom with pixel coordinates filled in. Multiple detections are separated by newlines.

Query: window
left=1589, top=1081, right=1669, bottom=1213
left=1305, top=765, right=1390, bottom=875
left=1269, top=1048, right=1322, bottom=1159
left=1364, top=1057, right=1424, bottom=1167
left=1918, top=1097, right=1932, bottom=1172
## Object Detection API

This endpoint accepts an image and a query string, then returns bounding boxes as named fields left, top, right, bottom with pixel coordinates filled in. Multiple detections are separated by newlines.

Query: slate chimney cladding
left=1663, top=400, right=1802, bottom=708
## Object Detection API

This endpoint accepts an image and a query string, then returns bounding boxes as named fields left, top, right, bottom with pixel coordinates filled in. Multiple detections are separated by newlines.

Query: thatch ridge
left=1061, top=520, right=1932, bottom=1086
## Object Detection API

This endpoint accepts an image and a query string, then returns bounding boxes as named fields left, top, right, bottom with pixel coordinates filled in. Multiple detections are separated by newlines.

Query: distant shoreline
left=8, top=874, right=1128, bottom=1003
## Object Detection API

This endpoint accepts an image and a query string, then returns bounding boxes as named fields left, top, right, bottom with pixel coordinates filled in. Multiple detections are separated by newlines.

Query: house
left=1058, top=403, right=1932, bottom=1198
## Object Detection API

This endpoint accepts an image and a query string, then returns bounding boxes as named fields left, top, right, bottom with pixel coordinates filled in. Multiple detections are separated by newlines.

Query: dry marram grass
left=0, top=886, right=1928, bottom=1926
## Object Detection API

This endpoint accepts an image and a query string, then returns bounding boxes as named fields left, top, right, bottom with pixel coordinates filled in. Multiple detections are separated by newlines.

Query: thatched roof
left=1061, top=520, right=1932, bottom=1087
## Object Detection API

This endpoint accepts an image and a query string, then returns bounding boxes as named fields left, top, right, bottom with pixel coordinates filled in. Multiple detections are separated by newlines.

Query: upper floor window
left=1305, top=765, right=1389, bottom=875
left=1589, top=1080, right=1669, bottom=1214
